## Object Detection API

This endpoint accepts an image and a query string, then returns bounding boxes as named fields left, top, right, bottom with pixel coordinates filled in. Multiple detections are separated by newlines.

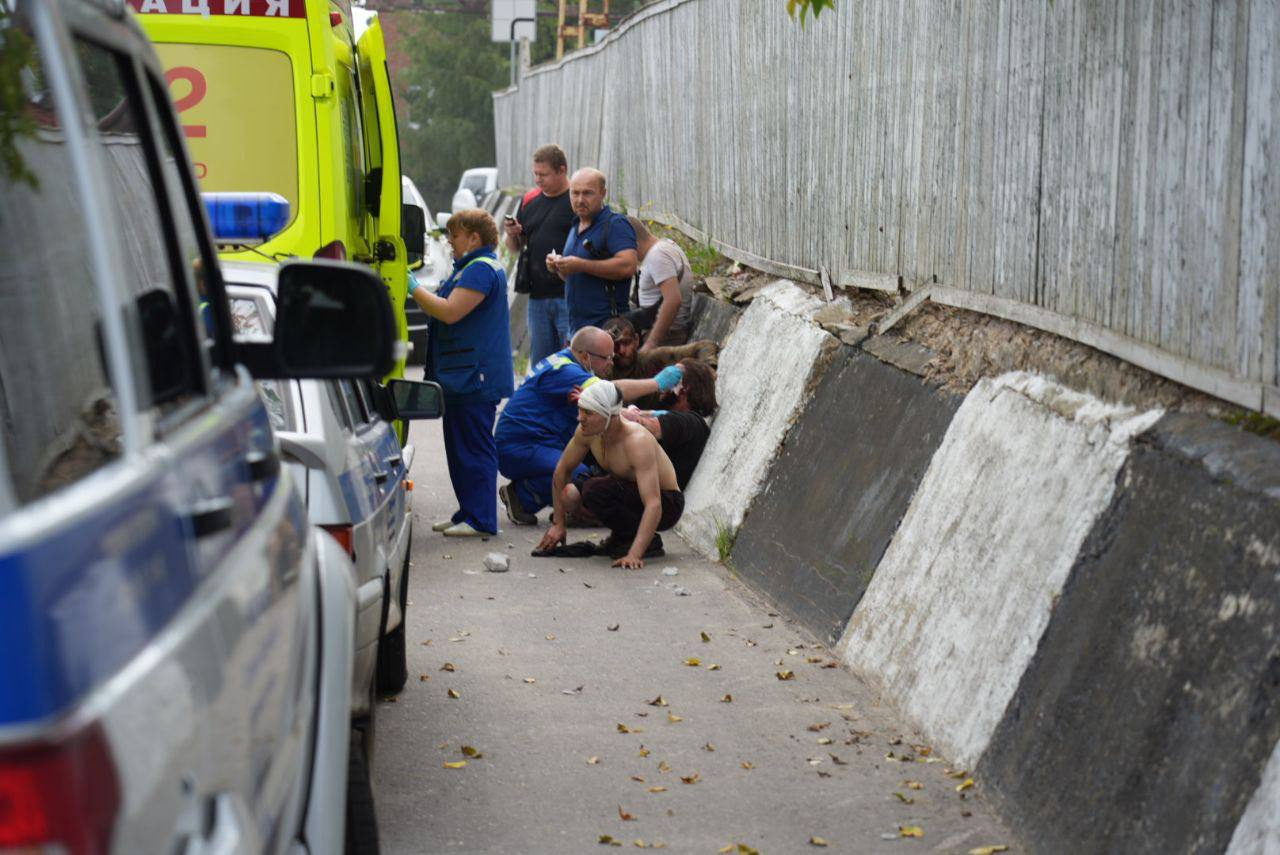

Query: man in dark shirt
left=620, top=358, right=718, bottom=489
left=504, top=144, right=576, bottom=365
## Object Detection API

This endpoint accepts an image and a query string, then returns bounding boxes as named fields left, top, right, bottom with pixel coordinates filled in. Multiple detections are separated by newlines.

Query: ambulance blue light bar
left=202, top=192, right=290, bottom=244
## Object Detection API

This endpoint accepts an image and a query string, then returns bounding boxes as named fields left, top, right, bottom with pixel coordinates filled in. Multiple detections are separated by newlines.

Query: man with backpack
left=504, top=144, right=576, bottom=365
left=545, top=167, right=638, bottom=332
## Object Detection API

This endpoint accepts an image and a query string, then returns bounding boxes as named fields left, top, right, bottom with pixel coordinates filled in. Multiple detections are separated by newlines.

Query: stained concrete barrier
left=730, top=347, right=961, bottom=645
left=676, top=281, right=836, bottom=559
left=687, top=292, right=741, bottom=346
left=838, top=373, right=1163, bottom=766
left=977, top=412, right=1280, bottom=854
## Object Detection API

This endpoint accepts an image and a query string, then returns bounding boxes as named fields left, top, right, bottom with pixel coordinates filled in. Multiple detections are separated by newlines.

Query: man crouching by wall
left=535, top=380, right=684, bottom=569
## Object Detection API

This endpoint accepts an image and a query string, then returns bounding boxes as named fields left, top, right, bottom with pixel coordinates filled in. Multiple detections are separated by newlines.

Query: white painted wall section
left=838, top=372, right=1163, bottom=767
left=1227, top=737, right=1280, bottom=854
left=676, top=281, right=832, bottom=559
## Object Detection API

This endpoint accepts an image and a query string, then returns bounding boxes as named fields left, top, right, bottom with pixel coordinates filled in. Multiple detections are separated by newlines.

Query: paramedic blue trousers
left=498, top=439, right=589, bottom=516
left=443, top=399, right=499, bottom=534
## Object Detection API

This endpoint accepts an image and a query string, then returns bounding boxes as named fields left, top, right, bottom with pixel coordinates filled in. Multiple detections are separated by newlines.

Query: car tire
left=344, top=726, right=380, bottom=855
left=375, top=546, right=410, bottom=695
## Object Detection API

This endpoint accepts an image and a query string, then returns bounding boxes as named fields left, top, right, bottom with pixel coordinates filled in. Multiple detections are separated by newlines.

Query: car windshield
left=153, top=43, right=299, bottom=231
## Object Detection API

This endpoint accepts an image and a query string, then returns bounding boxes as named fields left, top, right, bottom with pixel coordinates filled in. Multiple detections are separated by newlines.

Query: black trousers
left=580, top=475, right=684, bottom=541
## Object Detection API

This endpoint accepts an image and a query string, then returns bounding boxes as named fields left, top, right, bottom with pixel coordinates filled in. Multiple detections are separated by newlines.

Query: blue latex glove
left=654, top=364, right=683, bottom=392
left=649, top=410, right=669, bottom=418
left=407, top=275, right=420, bottom=296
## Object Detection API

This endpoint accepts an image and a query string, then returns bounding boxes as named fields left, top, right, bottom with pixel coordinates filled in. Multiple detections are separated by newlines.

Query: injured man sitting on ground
left=534, top=380, right=684, bottom=569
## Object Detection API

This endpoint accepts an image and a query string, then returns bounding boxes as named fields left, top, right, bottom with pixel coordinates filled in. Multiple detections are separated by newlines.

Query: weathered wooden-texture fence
left=493, top=0, right=1280, bottom=415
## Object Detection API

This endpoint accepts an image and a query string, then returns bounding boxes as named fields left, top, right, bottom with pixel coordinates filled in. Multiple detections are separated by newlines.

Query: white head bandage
left=578, top=380, right=624, bottom=427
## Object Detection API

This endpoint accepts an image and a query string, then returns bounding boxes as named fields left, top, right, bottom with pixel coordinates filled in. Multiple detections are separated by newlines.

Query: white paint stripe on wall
left=838, top=372, right=1163, bottom=767
left=1227, top=737, right=1280, bottom=854
left=676, top=280, right=832, bottom=558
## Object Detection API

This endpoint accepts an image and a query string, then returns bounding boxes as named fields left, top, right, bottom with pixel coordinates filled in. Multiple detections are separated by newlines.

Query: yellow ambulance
left=131, top=0, right=418, bottom=407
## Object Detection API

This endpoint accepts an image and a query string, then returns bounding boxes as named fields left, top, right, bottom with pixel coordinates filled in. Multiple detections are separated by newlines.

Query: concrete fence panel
left=494, top=0, right=1280, bottom=417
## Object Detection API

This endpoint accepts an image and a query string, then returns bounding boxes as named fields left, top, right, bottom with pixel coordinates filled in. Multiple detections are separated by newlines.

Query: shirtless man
left=536, top=380, right=684, bottom=569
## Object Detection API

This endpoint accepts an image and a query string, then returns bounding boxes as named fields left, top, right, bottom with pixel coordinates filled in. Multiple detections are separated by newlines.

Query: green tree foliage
left=393, top=13, right=510, bottom=213
left=786, top=0, right=835, bottom=24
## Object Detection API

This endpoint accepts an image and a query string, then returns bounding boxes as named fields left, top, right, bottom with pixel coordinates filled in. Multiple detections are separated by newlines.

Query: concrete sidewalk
left=373, top=414, right=1017, bottom=854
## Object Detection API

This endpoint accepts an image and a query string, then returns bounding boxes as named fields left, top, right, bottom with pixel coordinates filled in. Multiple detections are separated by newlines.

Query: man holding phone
left=546, top=167, right=638, bottom=333
left=504, top=144, right=576, bottom=365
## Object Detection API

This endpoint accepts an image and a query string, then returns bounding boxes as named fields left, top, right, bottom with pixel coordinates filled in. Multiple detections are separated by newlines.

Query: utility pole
left=556, top=0, right=609, bottom=60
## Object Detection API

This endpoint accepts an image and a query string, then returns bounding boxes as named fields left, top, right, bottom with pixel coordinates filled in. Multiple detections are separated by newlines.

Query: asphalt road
left=373, top=407, right=1018, bottom=854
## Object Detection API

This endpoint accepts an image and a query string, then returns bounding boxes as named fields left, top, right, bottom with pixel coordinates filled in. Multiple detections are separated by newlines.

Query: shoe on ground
left=601, top=534, right=664, bottom=559
left=499, top=483, right=537, bottom=526
left=442, top=522, right=490, bottom=538
left=432, top=519, right=456, bottom=532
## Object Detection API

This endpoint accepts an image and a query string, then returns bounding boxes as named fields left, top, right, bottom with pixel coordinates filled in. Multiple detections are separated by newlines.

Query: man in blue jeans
left=503, top=144, right=576, bottom=365
left=496, top=326, right=684, bottom=525
left=545, top=168, right=638, bottom=332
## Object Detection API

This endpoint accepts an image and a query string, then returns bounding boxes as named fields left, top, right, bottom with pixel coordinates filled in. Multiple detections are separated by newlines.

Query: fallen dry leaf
left=440, top=662, right=456, bottom=672
left=460, top=745, right=483, bottom=758
left=657, top=760, right=671, bottom=773
left=809, top=837, right=829, bottom=847
left=829, top=755, right=848, bottom=766
left=617, top=723, right=632, bottom=734
left=720, top=694, right=733, bottom=703
left=618, top=806, right=636, bottom=821
left=683, top=657, right=701, bottom=667
left=817, top=737, right=832, bottom=745
left=899, top=826, right=924, bottom=838
left=888, top=737, right=903, bottom=746
left=777, top=671, right=795, bottom=681
left=638, top=746, right=651, bottom=758
left=442, top=761, right=467, bottom=769
left=545, top=634, right=556, bottom=641
left=893, top=792, right=914, bottom=804
left=608, top=623, right=621, bottom=631
left=741, top=761, right=754, bottom=770
left=956, top=778, right=975, bottom=792
left=703, top=743, right=715, bottom=752
left=680, top=772, right=700, bottom=785
left=905, top=780, right=923, bottom=790
left=583, top=582, right=594, bottom=589
left=599, top=834, right=622, bottom=846
left=446, top=689, right=460, bottom=699
left=631, top=776, right=644, bottom=782
left=944, top=767, right=968, bottom=779
left=647, top=786, right=666, bottom=793
left=817, top=770, right=832, bottom=778
left=420, top=640, right=433, bottom=646
left=968, top=847, right=1009, bottom=855
left=563, top=686, right=584, bottom=695
left=806, top=656, right=824, bottom=664
left=701, top=631, right=711, bottom=643
left=707, top=664, right=722, bottom=671
left=821, top=661, right=839, bottom=669
left=587, top=756, right=600, bottom=765
left=523, top=677, right=537, bottom=684
left=647, top=695, right=668, bottom=707
left=419, top=674, right=430, bottom=681
left=667, top=712, right=683, bottom=723
left=808, top=722, right=831, bottom=732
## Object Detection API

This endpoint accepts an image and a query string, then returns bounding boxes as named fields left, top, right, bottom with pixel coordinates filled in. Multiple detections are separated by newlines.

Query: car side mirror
left=402, top=203, right=426, bottom=260
left=233, top=260, right=395, bottom=379
left=388, top=379, right=444, bottom=420
left=435, top=211, right=451, bottom=231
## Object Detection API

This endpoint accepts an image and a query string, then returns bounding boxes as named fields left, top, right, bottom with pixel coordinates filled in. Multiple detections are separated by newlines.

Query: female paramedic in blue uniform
left=408, top=209, right=514, bottom=537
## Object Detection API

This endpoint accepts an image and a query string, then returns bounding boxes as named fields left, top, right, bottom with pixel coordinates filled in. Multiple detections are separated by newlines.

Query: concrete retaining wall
left=676, top=281, right=835, bottom=558
left=674, top=279, right=1280, bottom=851
left=730, top=348, right=960, bottom=645
left=978, top=412, right=1280, bottom=854
left=687, top=292, right=741, bottom=346
left=838, top=373, right=1163, bottom=766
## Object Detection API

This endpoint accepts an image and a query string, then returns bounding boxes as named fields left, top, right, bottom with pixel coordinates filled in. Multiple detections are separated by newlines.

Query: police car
left=0, top=1, right=397, bottom=851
